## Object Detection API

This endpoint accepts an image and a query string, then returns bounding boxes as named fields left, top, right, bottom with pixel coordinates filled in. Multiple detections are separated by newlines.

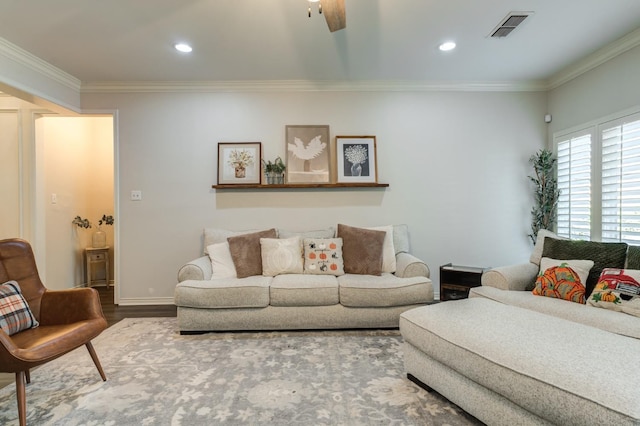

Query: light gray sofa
left=175, top=225, right=434, bottom=333
left=400, top=231, right=640, bottom=425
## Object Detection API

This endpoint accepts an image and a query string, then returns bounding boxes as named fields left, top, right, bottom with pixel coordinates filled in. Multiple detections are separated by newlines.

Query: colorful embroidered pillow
left=260, top=237, right=304, bottom=277
left=533, top=258, right=594, bottom=304
left=587, top=268, right=640, bottom=317
left=0, top=281, right=39, bottom=336
left=303, top=238, right=344, bottom=276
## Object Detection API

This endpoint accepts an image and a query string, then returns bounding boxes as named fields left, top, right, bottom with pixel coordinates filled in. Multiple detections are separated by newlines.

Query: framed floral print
left=217, top=142, right=262, bottom=185
left=335, top=136, right=378, bottom=183
left=285, top=125, right=331, bottom=184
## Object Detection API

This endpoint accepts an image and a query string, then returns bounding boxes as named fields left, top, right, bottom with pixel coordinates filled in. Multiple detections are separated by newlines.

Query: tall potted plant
left=528, top=149, right=560, bottom=244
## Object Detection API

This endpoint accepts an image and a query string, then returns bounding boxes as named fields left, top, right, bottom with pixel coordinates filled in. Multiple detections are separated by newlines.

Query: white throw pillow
left=367, top=225, right=396, bottom=273
left=260, top=237, right=304, bottom=276
left=206, top=242, right=237, bottom=279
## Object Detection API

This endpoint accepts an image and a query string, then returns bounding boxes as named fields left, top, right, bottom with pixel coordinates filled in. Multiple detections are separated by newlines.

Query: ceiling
left=1, top=0, right=640, bottom=86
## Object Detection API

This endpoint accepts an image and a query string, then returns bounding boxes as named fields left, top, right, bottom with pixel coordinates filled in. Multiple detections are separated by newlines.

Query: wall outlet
left=51, top=193, right=57, bottom=204
left=130, top=190, right=142, bottom=201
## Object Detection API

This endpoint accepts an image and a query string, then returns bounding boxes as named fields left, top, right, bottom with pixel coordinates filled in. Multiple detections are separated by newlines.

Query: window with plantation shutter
left=600, top=114, right=640, bottom=244
left=554, top=109, right=640, bottom=243
left=555, top=130, right=592, bottom=240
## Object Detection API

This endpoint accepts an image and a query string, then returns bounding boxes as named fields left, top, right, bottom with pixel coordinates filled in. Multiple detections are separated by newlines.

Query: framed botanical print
left=217, top=142, right=262, bottom=185
left=336, top=136, right=378, bottom=183
left=285, top=125, right=330, bottom=184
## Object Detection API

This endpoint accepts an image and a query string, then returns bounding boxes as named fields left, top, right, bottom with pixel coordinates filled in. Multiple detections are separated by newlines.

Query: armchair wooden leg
left=25, top=369, right=30, bottom=384
left=85, top=342, right=107, bottom=381
left=15, top=371, right=26, bottom=426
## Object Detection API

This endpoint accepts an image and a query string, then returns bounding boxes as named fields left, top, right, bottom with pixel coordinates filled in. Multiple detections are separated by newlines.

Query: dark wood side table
left=439, top=263, right=490, bottom=301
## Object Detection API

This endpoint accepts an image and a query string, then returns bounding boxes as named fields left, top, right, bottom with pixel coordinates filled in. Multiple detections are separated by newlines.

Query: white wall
left=82, top=89, right=546, bottom=302
left=40, top=116, right=114, bottom=289
left=548, top=44, right=640, bottom=134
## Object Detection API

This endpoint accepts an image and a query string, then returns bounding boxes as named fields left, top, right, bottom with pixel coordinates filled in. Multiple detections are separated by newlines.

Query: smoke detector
left=489, top=12, right=533, bottom=38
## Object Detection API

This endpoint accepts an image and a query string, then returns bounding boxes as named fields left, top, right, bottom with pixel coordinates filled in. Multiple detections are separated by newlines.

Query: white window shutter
left=556, top=132, right=592, bottom=240
left=601, top=115, right=640, bottom=244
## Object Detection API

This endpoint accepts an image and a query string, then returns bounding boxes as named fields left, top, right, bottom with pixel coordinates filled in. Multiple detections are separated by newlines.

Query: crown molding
left=0, top=37, right=81, bottom=92
left=547, top=27, right=640, bottom=90
left=81, top=79, right=547, bottom=94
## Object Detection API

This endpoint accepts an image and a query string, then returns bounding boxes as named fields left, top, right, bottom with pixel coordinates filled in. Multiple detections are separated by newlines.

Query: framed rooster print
left=285, top=125, right=330, bottom=184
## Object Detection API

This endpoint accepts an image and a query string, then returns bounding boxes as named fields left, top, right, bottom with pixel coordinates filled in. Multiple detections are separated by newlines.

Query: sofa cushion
left=529, top=229, right=564, bottom=266
left=400, top=298, right=640, bottom=426
left=203, top=228, right=262, bottom=254
left=260, top=237, right=303, bottom=276
left=338, top=274, right=432, bottom=307
left=270, top=274, right=339, bottom=307
left=206, top=242, right=237, bottom=279
left=392, top=224, right=410, bottom=255
left=337, top=224, right=386, bottom=275
left=174, top=277, right=271, bottom=309
left=588, top=268, right=640, bottom=317
left=278, top=227, right=335, bottom=239
left=541, top=237, right=628, bottom=296
left=303, top=238, right=344, bottom=276
left=533, top=258, right=593, bottom=304
left=227, top=228, right=277, bottom=278
left=0, top=281, right=39, bottom=336
left=470, top=285, right=640, bottom=339
left=366, top=225, right=396, bottom=273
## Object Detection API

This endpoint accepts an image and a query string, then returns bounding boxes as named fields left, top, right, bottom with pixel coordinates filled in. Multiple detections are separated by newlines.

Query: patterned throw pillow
left=587, top=268, right=640, bottom=317
left=260, top=237, right=304, bottom=276
left=0, top=281, right=39, bottom=336
left=303, top=238, right=344, bottom=276
left=533, top=258, right=594, bottom=304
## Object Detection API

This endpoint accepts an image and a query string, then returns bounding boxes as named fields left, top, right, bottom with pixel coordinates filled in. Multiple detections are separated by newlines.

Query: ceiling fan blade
left=320, top=0, right=346, bottom=32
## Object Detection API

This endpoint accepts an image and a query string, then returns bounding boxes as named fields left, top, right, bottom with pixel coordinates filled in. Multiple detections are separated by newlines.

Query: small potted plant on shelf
left=262, top=157, right=286, bottom=184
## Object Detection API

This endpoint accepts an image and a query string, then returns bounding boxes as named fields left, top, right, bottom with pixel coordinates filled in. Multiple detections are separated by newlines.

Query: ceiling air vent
left=490, top=12, right=532, bottom=38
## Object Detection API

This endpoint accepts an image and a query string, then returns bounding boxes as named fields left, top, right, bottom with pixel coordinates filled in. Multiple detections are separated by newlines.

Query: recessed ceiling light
left=439, top=41, right=456, bottom=52
left=174, top=43, right=193, bottom=53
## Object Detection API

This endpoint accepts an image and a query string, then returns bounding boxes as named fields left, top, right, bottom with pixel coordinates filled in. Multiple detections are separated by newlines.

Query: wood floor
left=0, top=286, right=176, bottom=389
left=97, top=286, right=177, bottom=327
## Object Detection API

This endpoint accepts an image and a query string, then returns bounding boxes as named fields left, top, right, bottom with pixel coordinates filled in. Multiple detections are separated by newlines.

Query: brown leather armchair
left=0, top=238, right=108, bottom=426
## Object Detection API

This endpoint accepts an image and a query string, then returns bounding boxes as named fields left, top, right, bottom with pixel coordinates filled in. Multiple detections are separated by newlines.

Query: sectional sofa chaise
left=400, top=230, right=640, bottom=425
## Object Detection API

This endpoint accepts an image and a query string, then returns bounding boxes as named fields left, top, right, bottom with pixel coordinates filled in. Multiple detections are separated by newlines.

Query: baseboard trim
left=117, top=297, right=175, bottom=306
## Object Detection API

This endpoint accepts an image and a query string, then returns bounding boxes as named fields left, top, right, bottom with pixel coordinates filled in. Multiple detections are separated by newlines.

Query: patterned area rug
left=0, top=318, right=481, bottom=425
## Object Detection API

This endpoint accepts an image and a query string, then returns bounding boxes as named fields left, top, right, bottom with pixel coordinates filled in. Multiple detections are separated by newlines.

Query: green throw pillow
left=626, top=245, right=640, bottom=270
left=541, top=238, right=628, bottom=297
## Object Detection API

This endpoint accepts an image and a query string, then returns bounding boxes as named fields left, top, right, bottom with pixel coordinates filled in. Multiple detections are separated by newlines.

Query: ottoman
left=399, top=298, right=640, bottom=426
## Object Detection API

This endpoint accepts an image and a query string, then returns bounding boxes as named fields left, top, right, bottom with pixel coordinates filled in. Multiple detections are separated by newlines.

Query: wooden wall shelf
left=212, top=183, right=389, bottom=190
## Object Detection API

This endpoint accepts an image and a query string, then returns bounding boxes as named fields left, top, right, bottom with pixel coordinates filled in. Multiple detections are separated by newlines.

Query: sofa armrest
left=177, top=256, right=212, bottom=282
left=395, top=252, right=430, bottom=278
left=481, top=263, right=539, bottom=291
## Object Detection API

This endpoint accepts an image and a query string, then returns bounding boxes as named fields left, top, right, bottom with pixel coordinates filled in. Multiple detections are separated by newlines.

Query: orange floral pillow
left=533, top=258, right=594, bottom=304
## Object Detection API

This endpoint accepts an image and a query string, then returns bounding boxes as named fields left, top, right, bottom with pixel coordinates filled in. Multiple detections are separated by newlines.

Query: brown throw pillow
left=227, top=228, right=277, bottom=278
left=337, top=224, right=386, bottom=275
